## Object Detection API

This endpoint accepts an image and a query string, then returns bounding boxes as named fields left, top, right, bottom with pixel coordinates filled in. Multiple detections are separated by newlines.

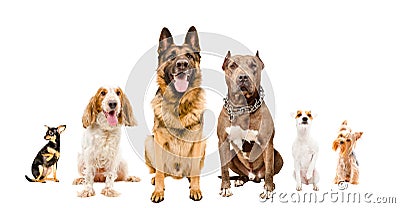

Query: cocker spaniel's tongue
left=174, top=73, right=189, bottom=93
left=106, top=111, right=118, bottom=126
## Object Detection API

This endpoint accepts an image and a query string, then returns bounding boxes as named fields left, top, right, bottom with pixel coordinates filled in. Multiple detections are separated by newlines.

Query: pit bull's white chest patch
left=225, top=126, right=259, bottom=152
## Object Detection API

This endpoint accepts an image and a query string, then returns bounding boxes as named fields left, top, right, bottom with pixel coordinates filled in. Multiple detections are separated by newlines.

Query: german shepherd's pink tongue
left=105, top=111, right=118, bottom=126
left=174, top=73, right=189, bottom=92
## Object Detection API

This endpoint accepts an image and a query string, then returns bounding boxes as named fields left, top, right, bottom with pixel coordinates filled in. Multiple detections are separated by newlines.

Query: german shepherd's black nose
left=108, top=101, right=117, bottom=109
left=176, top=59, right=189, bottom=70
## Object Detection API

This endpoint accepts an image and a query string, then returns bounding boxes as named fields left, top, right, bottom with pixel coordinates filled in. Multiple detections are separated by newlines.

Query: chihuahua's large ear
left=255, top=50, right=265, bottom=70
left=121, top=92, right=137, bottom=127
left=57, top=125, right=66, bottom=134
left=82, top=96, right=97, bottom=129
left=185, top=26, right=200, bottom=52
left=158, top=27, right=174, bottom=54
left=222, top=51, right=231, bottom=71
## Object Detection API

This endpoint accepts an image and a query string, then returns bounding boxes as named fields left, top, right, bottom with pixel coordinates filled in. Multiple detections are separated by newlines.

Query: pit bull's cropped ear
left=255, top=50, right=265, bottom=70
left=185, top=26, right=200, bottom=52
left=158, top=27, right=174, bottom=54
left=222, top=51, right=231, bottom=70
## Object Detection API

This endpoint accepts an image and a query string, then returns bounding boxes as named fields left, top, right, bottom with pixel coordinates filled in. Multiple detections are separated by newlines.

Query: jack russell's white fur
left=291, top=110, right=319, bottom=191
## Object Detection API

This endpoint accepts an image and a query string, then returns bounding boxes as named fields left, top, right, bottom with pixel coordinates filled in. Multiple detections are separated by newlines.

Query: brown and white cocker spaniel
left=73, top=86, right=140, bottom=197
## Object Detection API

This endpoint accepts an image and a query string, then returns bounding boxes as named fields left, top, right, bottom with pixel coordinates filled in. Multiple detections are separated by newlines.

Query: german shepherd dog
left=25, top=125, right=66, bottom=182
left=145, top=26, right=206, bottom=203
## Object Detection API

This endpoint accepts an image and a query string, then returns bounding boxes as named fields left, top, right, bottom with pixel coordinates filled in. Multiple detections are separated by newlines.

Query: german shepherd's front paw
left=101, top=187, right=120, bottom=197
left=77, top=188, right=95, bottom=198
left=189, top=188, right=202, bottom=201
left=151, top=190, right=164, bottom=203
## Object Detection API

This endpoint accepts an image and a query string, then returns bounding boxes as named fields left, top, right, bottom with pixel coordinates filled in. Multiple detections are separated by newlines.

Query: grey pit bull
left=217, top=51, right=283, bottom=200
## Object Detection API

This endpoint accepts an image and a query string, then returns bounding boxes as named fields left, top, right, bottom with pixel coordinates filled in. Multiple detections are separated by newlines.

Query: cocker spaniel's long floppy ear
left=121, top=92, right=137, bottom=127
left=82, top=96, right=97, bottom=128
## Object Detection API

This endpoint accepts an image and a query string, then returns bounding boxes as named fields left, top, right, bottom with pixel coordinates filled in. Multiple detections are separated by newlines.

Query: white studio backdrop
left=1, top=0, right=399, bottom=208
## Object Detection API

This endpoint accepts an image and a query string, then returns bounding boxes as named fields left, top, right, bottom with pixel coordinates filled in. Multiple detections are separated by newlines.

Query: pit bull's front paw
left=189, top=188, right=202, bottom=201
left=77, top=188, right=95, bottom=198
left=219, top=188, right=233, bottom=197
left=248, top=173, right=255, bottom=181
left=101, top=187, right=120, bottom=197
left=151, top=190, right=164, bottom=203
left=259, top=189, right=273, bottom=201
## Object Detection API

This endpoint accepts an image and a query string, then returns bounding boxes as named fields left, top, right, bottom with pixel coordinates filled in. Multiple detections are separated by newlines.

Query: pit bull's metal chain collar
left=223, top=87, right=265, bottom=122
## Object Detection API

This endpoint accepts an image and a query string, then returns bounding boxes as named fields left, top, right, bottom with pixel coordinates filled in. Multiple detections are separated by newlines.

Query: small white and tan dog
left=291, top=110, right=319, bottom=191
left=73, top=86, right=140, bottom=198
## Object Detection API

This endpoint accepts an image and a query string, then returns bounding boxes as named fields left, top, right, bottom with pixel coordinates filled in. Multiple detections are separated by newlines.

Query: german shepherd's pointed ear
left=222, top=51, right=231, bottom=71
left=120, top=92, right=137, bottom=127
left=185, top=26, right=200, bottom=52
left=82, top=96, right=97, bottom=129
left=158, top=27, right=174, bottom=54
left=255, top=50, right=264, bottom=70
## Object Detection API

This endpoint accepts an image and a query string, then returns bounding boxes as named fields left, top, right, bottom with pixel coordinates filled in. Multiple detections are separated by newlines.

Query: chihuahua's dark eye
left=307, top=114, right=312, bottom=118
left=186, top=53, right=193, bottom=59
left=116, top=91, right=121, bottom=96
left=296, top=114, right=302, bottom=118
left=101, top=91, right=106, bottom=96
left=230, top=62, right=238, bottom=69
left=49, top=131, right=54, bottom=136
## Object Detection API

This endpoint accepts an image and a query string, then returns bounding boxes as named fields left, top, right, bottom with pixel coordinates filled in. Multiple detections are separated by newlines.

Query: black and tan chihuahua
left=25, top=125, right=66, bottom=182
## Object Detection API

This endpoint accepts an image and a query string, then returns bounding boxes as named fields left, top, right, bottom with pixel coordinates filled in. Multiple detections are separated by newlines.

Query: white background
left=1, top=0, right=399, bottom=207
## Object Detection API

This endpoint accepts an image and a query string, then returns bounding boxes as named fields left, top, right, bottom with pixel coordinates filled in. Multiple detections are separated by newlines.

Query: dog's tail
left=25, top=175, right=36, bottom=182
left=217, top=176, right=241, bottom=180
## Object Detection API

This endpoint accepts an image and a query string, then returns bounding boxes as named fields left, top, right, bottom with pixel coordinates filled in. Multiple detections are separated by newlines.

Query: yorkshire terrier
left=332, top=121, right=363, bottom=184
